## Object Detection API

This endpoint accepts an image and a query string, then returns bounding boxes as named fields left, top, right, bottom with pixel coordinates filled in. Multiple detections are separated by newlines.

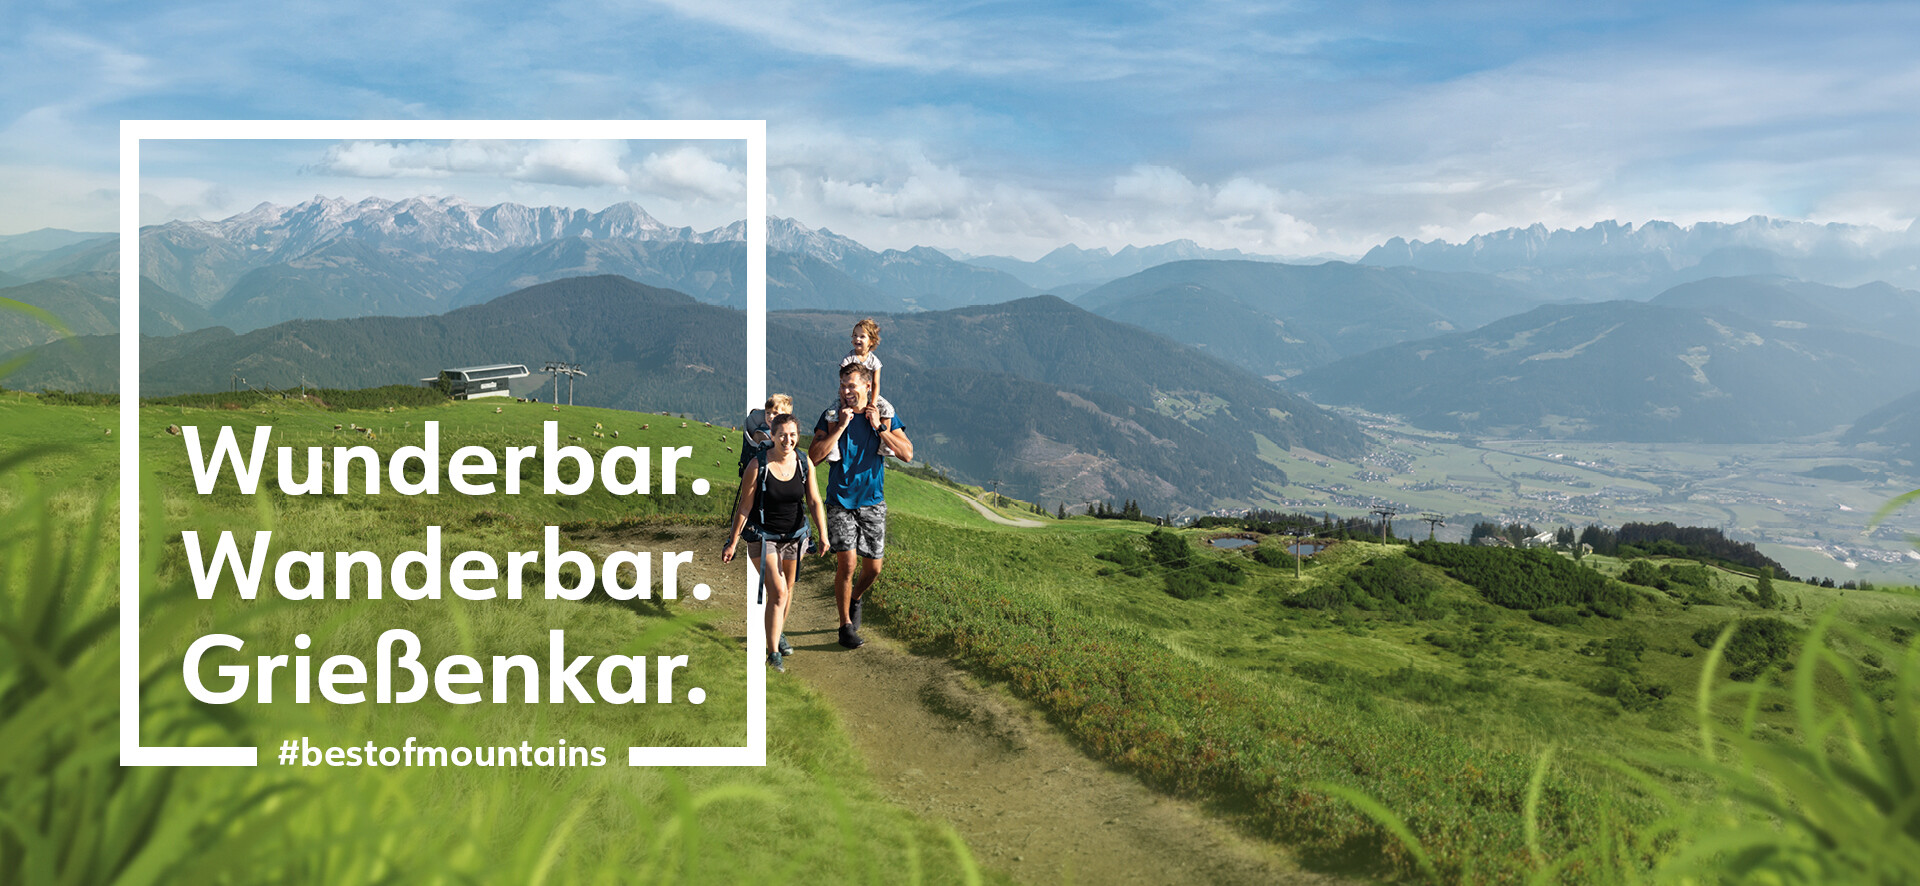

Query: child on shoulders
left=831, top=317, right=896, bottom=461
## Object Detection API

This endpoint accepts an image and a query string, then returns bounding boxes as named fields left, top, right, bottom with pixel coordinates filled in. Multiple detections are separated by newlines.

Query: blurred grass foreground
left=0, top=389, right=986, bottom=886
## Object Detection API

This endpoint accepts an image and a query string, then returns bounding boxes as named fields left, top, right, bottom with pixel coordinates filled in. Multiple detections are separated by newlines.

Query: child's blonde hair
left=853, top=317, right=881, bottom=348
left=765, top=393, right=793, bottom=414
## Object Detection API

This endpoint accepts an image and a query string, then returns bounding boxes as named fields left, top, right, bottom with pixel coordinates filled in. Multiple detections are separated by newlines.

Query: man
left=810, top=362, right=913, bottom=649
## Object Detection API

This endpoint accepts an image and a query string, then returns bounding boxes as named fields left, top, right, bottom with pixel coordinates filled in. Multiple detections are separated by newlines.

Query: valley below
left=1238, top=406, right=1920, bottom=585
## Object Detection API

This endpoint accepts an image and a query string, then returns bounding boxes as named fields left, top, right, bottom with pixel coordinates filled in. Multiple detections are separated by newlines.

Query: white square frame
left=119, top=120, right=768, bottom=767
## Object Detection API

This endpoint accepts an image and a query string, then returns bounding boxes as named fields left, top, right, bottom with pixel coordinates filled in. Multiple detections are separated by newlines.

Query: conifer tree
left=1756, top=568, right=1779, bottom=609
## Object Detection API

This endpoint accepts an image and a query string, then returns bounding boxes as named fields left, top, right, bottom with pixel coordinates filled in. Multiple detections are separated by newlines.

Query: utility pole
left=1370, top=506, right=1397, bottom=541
left=1420, top=513, right=1446, bottom=542
left=542, top=361, right=587, bottom=406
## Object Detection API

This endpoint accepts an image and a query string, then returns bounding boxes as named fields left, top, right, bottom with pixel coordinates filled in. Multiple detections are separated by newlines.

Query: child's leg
left=875, top=395, right=896, bottom=456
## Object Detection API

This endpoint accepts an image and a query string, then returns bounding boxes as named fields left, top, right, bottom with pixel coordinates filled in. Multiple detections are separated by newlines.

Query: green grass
left=861, top=505, right=1920, bottom=882
left=2, top=395, right=997, bottom=885
left=12, top=390, right=1920, bottom=883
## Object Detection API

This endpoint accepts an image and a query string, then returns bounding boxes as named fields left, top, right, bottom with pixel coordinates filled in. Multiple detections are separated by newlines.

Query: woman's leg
left=778, top=556, right=800, bottom=647
left=761, top=546, right=791, bottom=655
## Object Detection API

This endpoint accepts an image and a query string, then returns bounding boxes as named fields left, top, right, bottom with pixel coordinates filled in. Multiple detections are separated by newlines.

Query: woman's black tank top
left=758, top=457, right=806, bottom=536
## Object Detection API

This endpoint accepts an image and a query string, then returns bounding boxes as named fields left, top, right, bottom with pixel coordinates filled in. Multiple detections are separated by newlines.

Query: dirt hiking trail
left=949, top=490, right=1047, bottom=527
left=624, top=524, right=1346, bottom=885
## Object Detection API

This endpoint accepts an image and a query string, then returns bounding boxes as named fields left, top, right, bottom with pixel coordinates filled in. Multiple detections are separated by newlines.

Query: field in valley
left=1247, top=407, right=1920, bottom=586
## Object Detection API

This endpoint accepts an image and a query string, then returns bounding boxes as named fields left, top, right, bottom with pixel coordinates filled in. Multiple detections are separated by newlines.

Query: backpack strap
left=753, top=448, right=771, bottom=532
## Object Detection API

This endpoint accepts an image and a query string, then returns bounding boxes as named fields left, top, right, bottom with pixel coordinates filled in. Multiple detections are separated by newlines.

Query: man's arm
left=878, top=424, right=913, bottom=463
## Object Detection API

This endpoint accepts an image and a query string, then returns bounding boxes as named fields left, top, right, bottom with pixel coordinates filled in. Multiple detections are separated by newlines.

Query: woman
left=722, top=413, right=829, bottom=673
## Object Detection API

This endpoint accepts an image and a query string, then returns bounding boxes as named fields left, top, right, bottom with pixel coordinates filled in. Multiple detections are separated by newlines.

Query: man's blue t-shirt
left=814, top=407, right=903, bottom=509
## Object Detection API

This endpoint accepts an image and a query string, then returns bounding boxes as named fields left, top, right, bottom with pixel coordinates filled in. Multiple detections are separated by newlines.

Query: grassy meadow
left=869, top=499, right=1920, bottom=880
left=2, top=388, right=994, bottom=885
left=6, top=385, right=1919, bottom=883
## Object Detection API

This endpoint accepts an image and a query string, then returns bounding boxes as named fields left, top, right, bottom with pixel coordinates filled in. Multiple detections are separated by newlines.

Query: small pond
left=1209, top=537, right=1331, bottom=556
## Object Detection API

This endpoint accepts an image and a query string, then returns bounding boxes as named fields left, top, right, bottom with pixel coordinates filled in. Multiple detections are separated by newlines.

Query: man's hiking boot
left=838, top=624, right=865, bottom=649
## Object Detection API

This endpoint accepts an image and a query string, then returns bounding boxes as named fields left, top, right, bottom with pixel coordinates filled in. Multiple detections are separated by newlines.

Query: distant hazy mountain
left=1845, top=388, right=1920, bottom=469
left=957, top=240, right=1292, bottom=291
left=0, top=273, right=119, bottom=353
left=1091, top=283, right=1336, bottom=379
left=140, top=277, right=221, bottom=336
left=769, top=295, right=1368, bottom=508
left=450, top=238, right=747, bottom=310
left=212, top=238, right=491, bottom=331
left=1074, top=260, right=1548, bottom=377
left=1649, top=276, right=1920, bottom=345
left=1294, top=298, right=1920, bottom=442
left=765, top=218, right=1036, bottom=311
left=1361, top=216, right=1920, bottom=299
left=10, top=234, right=117, bottom=282
left=11, top=276, right=746, bottom=421
left=0, top=229, right=115, bottom=280
left=0, top=272, right=225, bottom=353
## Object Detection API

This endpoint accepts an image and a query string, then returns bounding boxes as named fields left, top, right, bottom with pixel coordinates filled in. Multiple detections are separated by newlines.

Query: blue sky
left=4, top=1, right=1917, bottom=258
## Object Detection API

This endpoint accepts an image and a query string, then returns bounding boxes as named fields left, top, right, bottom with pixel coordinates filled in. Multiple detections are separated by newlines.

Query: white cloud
left=315, top=140, right=634, bottom=188
left=8, top=2, right=1919, bottom=253
left=637, top=145, right=741, bottom=200
left=1113, top=165, right=1207, bottom=206
left=317, top=141, right=453, bottom=179
left=632, top=0, right=1337, bottom=87
left=763, top=122, right=1338, bottom=258
left=515, top=140, right=632, bottom=188
left=818, top=161, right=969, bottom=220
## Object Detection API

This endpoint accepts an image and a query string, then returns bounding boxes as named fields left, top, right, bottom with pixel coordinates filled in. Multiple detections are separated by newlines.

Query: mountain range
left=0, top=273, right=216, bottom=355
left=11, top=204, right=1917, bottom=333
left=7, top=202, right=1920, bottom=468
left=2, top=198, right=1037, bottom=328
left=1292, top=291, right=1920, bottom=443
left=1844, top=388, right=1920, bottom=469
left=2, top=275, right=1365, bottom=512
left=1361, top=217, right=1920, bottom=300
left=1071, top=260, right=1549, bottom=379
left=769, top=296, right=1368, bottom=506
left=951, top=240, right=1299, bottom=294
